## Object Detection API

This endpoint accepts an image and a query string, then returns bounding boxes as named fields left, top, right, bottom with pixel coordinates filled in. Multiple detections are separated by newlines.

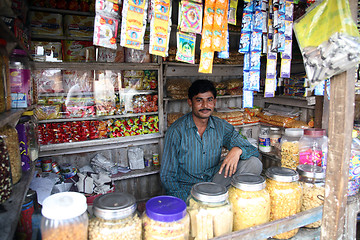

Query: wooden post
left=320, top=0, right=357, bottom=238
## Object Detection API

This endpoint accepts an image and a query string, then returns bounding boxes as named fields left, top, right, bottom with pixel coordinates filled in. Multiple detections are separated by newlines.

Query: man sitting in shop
left=160, top=79, right=262, bottom=201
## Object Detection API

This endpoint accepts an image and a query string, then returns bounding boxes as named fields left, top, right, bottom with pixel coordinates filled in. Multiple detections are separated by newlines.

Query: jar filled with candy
left=280, top=128, right=304, bottom=170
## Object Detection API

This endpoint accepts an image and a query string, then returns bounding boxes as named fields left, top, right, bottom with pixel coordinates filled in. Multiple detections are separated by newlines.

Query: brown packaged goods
left=63, top=41, right=95, bottom=62
left=167, top=112, right=184, bottom=127
left=0, top=126, right=22, bottom=184
left=64, top=15, right=94, bottom=38
left=166, top=79, right=191, bottom=99
left=212, top=111, right=227, bottom=120
left=30, top=11, right=63, bottom=36
left=227, top=79, right=242, bottom=90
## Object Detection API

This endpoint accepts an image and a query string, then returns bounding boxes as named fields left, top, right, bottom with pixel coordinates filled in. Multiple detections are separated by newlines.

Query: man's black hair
left=188, top=79, right=217, bottom=99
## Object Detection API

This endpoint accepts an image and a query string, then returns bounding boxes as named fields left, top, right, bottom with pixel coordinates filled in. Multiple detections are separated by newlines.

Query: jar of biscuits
left=229, top=174, right=270, bottom=231
left=265, top=167, right=302, bottom=239
left=280, top=128, right=304, bottom=170
left=297, top=164, right=325, bottom=228
left=89, top=192, right=142, bottom=240
left=142, top=196, right=189, bottom=240
left=186, top=182, right=233, bottom=239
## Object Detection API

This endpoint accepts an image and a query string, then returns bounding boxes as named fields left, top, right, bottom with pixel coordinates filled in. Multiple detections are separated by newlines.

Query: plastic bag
left=294, top=0, right=360, bottom=84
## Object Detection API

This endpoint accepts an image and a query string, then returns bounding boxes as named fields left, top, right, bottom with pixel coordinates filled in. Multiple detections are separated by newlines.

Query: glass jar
left=280, top=128, right=304, bottom=170
left=41, top=192, right=88, bottom=240
left=0, top=38, right=6, bottom=113
left=142, top=196, right=190, bottom=240
left=20, top=111, right=39, bottom=162
left=270, top=127, right=282, bottom=147
left=186, top=182, right=233, bottom=239
left=297, top=164, right=325, bottom=228
left=259, top=126, right=271, bottom=153
left=89, top=192, right=142, bottom=240
left=299, top=128, right=328, bottom=169
left=9, top=49, right=31, bottom=109
left=265, top=167, right=302, bottom=239
left=0, top=135, right=12, bottom=203
left=229, top=174, right=270, bottom=231
left=0, top=125, right=22, bottom=184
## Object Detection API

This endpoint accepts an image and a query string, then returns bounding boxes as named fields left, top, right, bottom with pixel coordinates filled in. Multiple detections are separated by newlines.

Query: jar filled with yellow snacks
left=186, top=182, right=233, bottom=239
left=265, top=167, right=302, bottom=239
left=280, top=128, right=304, bottom=170
left=297, top=164, right=325, bottom=228
left=229, top=174, right=270, bottom=231
left=41, top=192, right=88, bottom=240
left=88, top=192, right=142, bottom=240
left=142, top=196, right=190, bottom=240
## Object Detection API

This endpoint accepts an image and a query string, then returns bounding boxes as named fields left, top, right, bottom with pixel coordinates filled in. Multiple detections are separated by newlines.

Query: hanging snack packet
left=239, top=32, right=250, bottom=53
left=149, top=0, right=172, bottom=57
left=199, top=51, right=214, bottom=74
left=228, top=0, right=238, bottom=25
left=264, top=78, right=276, bottom=97
left=217, top=30, right=229, bottom=59
left=120, top=0, right=148, bottom=50
left=242, top=90, right=254, bottom=108
left=176, top=31, right=196, bottom=64
left=95, top=0, right=121, bottom=19
left=179, top=0, right=203, bottom=34
left=200, top=0, right=215, bottom=51
left=93, top=15, right=119, bottom=49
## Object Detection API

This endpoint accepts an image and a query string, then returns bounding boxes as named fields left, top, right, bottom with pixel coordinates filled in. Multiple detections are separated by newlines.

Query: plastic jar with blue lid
left=142, top=195, right=190, bottom=240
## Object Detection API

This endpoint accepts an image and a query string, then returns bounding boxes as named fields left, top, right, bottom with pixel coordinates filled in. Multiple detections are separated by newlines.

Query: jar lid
left=296, top=164, right=325, bottom=180
left=284, top=128, right=304, bottom=137
left=270, top=127, right=280, bottom=131
left=304, top=128, right=325, bottom=137
left=231, top=174, right=266, bottom=191
left=190, top=182, right=228, bottom=203
left=0, top=39, right=6, bottom=46
left=93, top=192, right=137, bottom=220
left=12, top=49, right=27, bottom=56
left=265, top=166, right=299, bottom=182
left=41, top=192, right=87, bottom=220
left=146, top=196, right=187, bottom=222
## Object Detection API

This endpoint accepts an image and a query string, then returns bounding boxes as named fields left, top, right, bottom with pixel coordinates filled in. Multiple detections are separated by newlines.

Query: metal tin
left=190, top=182, right=228, bottom=203
left=265, top=166, right=299, bottom=182
left=152, top=153, right=159, bottom=166
left=231, top=174, right=266, bottom=191
left=296, top=164, right=325, bottom=183
left=93, top=192, right=137, bottom=220
left=51, top=161, right=60, bottom=174
left=42, top=159, right=52, bottom=172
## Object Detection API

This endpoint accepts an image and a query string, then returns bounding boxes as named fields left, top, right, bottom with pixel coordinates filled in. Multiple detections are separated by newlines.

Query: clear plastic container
left=297, top=164, right=325, bottom=228
left=280, top=128, right=304, bottom=170
left=41, top=192, right=88, bottom=240
left=229, top=174, right=270, bottom=231
left=186, top=182, right=233, bottom=239
left=89, top=192, right=142, bottom=240
left=259, top=126, right=271, bottom=153
left=270, top=127, right=282, bottom=147
left=142, top=196, right=190, bottom=240
left=265, top=167, right=302, bottom=239
left=21, top=111, right=39, bottom=162
left=9, top=49, right=32, bottom=108
left=299, top=128, right=328, bottom=169
left=0, top=136, right=12, bottom=203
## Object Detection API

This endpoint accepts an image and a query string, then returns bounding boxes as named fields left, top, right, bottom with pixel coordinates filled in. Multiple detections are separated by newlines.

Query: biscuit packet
left=93, top=14, right=119, bottom=49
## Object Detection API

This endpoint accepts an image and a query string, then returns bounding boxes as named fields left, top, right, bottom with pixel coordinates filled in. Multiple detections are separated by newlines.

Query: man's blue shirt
left=160, top=112, right=260, bottom=201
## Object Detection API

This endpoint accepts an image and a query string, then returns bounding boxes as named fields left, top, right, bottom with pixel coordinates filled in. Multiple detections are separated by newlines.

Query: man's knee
left=237, top=156, right=263, bottom=175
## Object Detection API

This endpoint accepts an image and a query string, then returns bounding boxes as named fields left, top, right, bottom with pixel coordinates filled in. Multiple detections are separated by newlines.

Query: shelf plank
left=31, top=34, right=92, bottom=41
left=0, top=164, right=35, bottom=240
left=38, top=111, right=159, bottom=123
left=111, top=166, right=160, bottom=181
left=164, top=61, right=244, bottom=67
left=32, top=62, right=161, bottom=71
left=164, top=94, right=243, bottom=101
left=262, top=95, right=316, bottom=109
left=30, top=6, right=95, bottom=16
left=0, top=109, right=27, bottom=128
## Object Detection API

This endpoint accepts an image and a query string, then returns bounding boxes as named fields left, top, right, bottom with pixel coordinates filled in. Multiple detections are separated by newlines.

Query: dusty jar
left=229, top=174, right=270, bottom=231
left=265, top=166, right=302, bottom=239
left=297, top=164, right=325, bottom=228
left=186, top=182, right=233, bottom=239
left=142, top=195, right=190, bottom=240
left=280, top=128, right=304, bottom=170
left=41, top=192, right=88, bottom=240
left=89, top=192, right=142, bottom=240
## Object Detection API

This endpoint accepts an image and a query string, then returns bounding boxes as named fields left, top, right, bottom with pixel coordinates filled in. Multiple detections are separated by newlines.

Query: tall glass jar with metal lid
left=142, top=195, right=190, bottom=240
left=296, top=164, right=325, bottom=228
left=41, top=192, right=88, bottom=240
left=229, top=174, right=270, bottom=231
left=88, top=192, right=142, bottom=240
left=265, top=167, right=302, bottom=239
left=280, top=128, right=304, bottom=170
left=186, top=182, right=233, bottom=239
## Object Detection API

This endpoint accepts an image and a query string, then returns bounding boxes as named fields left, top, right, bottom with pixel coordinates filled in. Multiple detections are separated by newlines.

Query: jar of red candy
left=299, top=129, right=328, bottom=169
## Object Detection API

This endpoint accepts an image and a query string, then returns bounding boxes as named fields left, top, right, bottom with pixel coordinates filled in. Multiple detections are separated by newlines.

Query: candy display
left=299, top=129, right=328, bottom=168
left=29, top=11, right=63, bottom=36
left=131, top=94, right=158, bottom=113
left=266, top=167, right=302, bottom=239
left=229, top=174, right=270, bottom=231
left=186, top=182, right=233, bottom=239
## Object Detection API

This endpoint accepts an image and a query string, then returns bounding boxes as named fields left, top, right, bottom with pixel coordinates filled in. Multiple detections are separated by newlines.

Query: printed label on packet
left=264, top=78, right=276, bottom=98
left=253, top=10, right=263, bottom=32
left=266, top=58, right=277, bottom=79
left=280, top=58, right=291, bottom=78
left=199, top=51, right=214, bottom=74
left=243, top=53, right=251, bottom=70
left=250, top=31, right=262, bottom=52
left=93, top=15, right=118, bottom=49
left=250, top=51, right=261, bottom=70
left=242, top=90, right=254, bottom=108
left=239, top=32, right=250, bottom=53
left=176, top=31, right=196, bottom=64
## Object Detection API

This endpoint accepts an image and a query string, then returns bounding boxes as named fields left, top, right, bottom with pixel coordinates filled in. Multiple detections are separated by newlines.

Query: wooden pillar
left=314, top=96, right=323, bottom=128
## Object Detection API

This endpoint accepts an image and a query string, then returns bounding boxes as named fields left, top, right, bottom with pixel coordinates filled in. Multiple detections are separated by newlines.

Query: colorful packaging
left=176, top=31, right=196, bottom=64
left=31, top=41, right=62, bottom=62
left=95, top=0, right=121, bottom=19
left=62, top=40, right=95, bottom=62
left=96, top=44, right=125, bottom=62
left=29, top=11, right=63, bottom=36
left=62, top=70, right=94, bottom=93
left=124, top=44, right=151, bottom=63
left=64, top=15, right=95, bottom=38
left=93, top=15, right=119, bottom=49
left=179, top=0, right=203, bottom=34
left=33, top=69, right=63, bottom=93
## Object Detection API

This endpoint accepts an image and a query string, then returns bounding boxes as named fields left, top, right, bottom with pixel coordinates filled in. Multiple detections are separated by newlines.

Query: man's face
left=188, top=91, right=216, bottom=120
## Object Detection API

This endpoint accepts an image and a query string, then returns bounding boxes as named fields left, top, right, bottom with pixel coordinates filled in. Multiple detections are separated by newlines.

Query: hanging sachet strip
left=176, top=31, right=196, bottom=64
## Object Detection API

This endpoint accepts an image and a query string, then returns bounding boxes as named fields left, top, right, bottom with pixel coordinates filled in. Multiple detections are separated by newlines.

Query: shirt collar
left=186, top=112, right=216, bottom=130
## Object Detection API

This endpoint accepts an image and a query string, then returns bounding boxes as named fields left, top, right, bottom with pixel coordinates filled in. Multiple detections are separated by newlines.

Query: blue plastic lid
left=146, top=196, right=187, bottom=222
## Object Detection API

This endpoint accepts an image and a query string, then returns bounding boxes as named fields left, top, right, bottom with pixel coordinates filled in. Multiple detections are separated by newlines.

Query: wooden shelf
left=0, top=106, right=35, bottom=128
left=163, top=94, right=243, bottom=101
left=0, top=164, right=35, bottom=240
left=31, top=34, right=92, bottom=42
left=111, top=166, right=160, bottom=181
left=32, top=62, right=161, bottom=71
left=164, top=61, right=244, bottom=67
left=30, top=6, right=95, bottom=16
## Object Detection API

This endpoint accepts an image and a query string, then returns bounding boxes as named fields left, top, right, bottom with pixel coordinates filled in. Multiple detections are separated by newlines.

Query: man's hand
left=219, top=147, right=242, bottom=178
